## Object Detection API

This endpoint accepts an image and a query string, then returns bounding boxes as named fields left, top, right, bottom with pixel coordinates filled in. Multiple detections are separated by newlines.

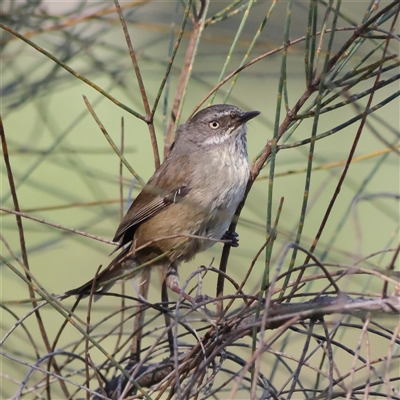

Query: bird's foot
left=221, top=230, right=239, bottom=247
left=190, top=295, right=218, bottom=322
left=169, top=283, right=217, bottom=319
left=193, top=294, right=215, bottom=305
left=166, top=269, right=218, bottom=320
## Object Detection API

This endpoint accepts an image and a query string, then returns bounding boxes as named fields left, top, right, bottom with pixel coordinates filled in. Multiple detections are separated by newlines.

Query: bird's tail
left=64, top=247, right=133, bottom=300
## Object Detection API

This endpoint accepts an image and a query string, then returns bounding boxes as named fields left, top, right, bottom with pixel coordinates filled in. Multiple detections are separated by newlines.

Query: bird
left=66, top=104, right=260, bottom=303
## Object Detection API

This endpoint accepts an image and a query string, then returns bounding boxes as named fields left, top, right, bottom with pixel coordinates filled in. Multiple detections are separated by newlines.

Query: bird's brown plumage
left=66, top=104, right=260, bottom=300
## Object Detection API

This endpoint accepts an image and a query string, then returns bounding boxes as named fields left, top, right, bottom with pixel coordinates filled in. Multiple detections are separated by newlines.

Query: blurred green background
left=1, top=1, right=399, bottom=398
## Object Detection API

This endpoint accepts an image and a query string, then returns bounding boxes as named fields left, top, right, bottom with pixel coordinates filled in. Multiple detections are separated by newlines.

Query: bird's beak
left=238, top=110, right=260, bottom=124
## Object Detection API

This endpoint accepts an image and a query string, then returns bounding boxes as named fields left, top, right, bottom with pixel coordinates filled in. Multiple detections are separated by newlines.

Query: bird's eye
left=209, top=121, right=220, bottom=129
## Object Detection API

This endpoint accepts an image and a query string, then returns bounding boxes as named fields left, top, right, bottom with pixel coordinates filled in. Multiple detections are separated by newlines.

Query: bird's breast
left=186, top=146, right=250, bottom=238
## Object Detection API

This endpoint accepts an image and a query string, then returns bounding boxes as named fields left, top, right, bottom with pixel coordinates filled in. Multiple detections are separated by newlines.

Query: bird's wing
left=113, top=153, right=193, bottom=248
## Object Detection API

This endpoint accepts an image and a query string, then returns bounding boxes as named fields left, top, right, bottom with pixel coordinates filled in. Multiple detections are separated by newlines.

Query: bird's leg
left=161, top=279, right=175, bottom=356
left=166, top=265, right=218, bottom=321
left=221, top=230, right=239, bottom=247
left=166, top=266, right=216, bottom=306
left=130, top=269, right=150, bottom=363
left=166, top=268, right=196, bottom=303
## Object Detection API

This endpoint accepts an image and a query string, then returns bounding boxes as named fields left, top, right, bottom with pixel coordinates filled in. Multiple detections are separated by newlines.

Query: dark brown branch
left=94, top=294, right=400, bottom=397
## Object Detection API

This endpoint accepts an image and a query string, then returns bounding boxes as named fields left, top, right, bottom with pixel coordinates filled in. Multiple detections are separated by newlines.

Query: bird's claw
left=193, top=294, right=214, bottom=304
left=221, top=230, right=239, bottom=247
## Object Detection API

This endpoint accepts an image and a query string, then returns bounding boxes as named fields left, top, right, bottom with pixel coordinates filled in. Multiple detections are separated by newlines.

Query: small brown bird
left=66, top=104, right=260, bottom=302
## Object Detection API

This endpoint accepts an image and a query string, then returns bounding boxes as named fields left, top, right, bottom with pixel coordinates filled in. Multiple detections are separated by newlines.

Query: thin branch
left=114, top=0, right=160, bottom=168
left=0, top=114, right=72, bottom=398
left=0, top=23, right=144, bottom=120
left=0, top=206, right=117, bottom=246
